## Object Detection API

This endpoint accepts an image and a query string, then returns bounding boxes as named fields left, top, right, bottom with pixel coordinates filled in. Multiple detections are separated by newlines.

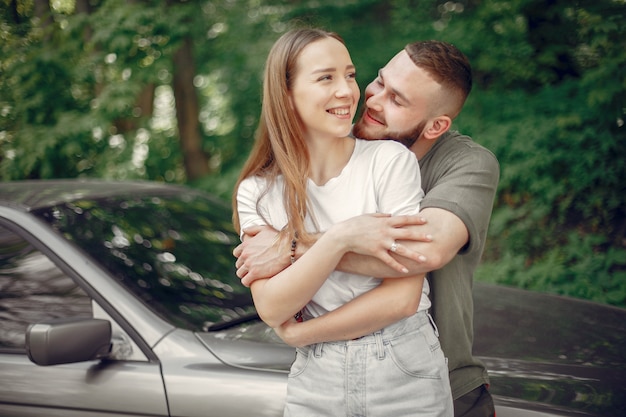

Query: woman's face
left=289, top=37, right=360, bottom=142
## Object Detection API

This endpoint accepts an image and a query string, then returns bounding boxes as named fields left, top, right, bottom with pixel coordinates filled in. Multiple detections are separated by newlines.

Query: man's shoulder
left=440, top=131, right=495, bottom=155
left=430, top=131, right=498, bottom=167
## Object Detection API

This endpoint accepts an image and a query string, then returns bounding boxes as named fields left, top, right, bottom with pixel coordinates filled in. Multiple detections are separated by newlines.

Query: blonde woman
left=233, top=28, right=452, bottom=416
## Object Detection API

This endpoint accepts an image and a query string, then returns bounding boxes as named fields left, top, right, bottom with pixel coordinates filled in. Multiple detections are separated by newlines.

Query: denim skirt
left=283, top=311, right=453, bottom=417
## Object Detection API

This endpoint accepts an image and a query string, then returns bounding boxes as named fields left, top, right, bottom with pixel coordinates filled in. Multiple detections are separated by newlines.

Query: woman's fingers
left=388, top=242, right=427, bottom=263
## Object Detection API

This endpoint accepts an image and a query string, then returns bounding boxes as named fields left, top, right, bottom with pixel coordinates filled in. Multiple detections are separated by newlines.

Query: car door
left=0, top=223, right=169, bottom=417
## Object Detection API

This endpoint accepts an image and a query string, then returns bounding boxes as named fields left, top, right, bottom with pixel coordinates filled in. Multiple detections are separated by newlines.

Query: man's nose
left=365, top=90, right=383, bottom=112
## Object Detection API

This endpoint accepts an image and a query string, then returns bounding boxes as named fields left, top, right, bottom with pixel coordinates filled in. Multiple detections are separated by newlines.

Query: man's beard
left=352, top=111, right=426, bottom=149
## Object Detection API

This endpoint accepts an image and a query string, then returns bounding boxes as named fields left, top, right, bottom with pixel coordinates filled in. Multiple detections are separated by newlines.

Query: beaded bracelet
left=290, top=236, right=297, bottom=264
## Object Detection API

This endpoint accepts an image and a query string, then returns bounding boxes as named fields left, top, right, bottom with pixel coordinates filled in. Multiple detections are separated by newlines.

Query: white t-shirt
left=237, top=138, right=430, bottom=318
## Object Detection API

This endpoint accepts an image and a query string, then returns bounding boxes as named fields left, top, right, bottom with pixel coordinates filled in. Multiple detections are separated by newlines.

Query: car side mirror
left=26, top=317, right=112, bottom=366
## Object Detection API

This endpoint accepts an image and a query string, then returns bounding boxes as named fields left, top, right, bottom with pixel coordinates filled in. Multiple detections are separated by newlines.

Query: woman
left=233, top=28, right=452, bottom=416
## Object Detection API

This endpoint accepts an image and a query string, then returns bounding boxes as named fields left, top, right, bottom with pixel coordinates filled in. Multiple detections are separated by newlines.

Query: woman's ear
left=424, top=116, right=452, bottom=140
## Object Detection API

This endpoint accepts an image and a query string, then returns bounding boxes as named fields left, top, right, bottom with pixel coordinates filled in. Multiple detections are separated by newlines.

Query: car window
left=32, top=192, right=256, bottom=332
left=0, top=225, right=92, bottom=350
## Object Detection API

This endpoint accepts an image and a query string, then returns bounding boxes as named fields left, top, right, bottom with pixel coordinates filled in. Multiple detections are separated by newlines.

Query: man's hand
left=233, top=225, right=289, bottom=287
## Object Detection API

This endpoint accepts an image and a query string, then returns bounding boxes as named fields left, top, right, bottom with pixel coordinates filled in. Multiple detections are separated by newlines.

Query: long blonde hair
left=232, top=28, right=345, bottom=243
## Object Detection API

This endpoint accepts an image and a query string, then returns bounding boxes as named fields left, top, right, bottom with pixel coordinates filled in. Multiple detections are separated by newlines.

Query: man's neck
left=410, top=134, right=440, bottom=160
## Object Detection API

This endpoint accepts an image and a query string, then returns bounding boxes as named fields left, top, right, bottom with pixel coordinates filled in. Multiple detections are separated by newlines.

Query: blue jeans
left=284, top=311, right=453, bottom=417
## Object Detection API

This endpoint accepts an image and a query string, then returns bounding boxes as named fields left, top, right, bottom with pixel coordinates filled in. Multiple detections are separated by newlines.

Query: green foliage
left=457, top=0, right=626, bottom=307
left=476, top=232, right=626, bottom=306
left=1, top=0, right=625, bottom=306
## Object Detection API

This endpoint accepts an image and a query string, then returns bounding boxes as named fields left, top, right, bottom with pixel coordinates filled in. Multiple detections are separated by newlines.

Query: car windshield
left=32, top=189, right=256, bottom=332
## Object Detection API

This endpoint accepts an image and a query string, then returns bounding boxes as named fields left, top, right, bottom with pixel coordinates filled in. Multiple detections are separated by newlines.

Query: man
left=234, top=40, right=499, bottom=417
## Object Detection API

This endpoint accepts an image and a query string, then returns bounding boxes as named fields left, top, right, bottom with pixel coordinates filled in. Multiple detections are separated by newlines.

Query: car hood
left=472, top=283, right=626, bottom=415
left=197, top=283, right=626, bottom=415
left=196, top=323, right=294, bottom=372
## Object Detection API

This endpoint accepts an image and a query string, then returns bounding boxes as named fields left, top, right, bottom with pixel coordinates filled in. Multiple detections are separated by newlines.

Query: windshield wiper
left=207, top=312, right=261, bottom=331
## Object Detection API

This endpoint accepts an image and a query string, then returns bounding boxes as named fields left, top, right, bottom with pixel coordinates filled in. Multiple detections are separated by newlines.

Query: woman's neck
left=307, top=136, right=355, bottom=186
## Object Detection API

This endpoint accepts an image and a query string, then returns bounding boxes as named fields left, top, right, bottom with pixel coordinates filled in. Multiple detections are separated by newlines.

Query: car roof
left=0, top=179, right=198, bottom=211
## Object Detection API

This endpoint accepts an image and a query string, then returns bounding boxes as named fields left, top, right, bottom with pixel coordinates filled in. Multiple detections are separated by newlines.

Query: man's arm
left=234, top=214, right=432, bottom=286
left=234, top=207, right=467, bottom=285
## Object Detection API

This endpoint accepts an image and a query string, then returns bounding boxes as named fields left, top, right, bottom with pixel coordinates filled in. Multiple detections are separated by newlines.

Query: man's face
left=352, top=51, right=441, bottom=148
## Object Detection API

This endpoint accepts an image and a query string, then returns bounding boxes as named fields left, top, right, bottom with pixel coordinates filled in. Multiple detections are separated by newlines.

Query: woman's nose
left=335, top=78, right=356, bottom=98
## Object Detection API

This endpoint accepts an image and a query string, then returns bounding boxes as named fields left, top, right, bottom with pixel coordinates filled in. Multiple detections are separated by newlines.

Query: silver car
left=1, top=180, right=624, bottom=416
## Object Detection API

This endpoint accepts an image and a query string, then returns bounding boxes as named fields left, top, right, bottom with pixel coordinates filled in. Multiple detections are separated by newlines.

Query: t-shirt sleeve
left=421, top=146, right=500, bottom=255
left=374, top=142, right=424, bottom=216
left=236, top=176, right=269, bottom=239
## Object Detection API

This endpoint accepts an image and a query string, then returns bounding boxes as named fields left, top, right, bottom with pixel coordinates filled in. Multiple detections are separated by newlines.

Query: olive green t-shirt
left=419, top=130, right=500, bottom=399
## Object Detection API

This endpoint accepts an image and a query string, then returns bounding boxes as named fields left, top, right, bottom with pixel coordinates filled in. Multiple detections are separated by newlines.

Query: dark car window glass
left=0, top=225, right=92, bottom=350
left=32, top=191, right=255, bottom=332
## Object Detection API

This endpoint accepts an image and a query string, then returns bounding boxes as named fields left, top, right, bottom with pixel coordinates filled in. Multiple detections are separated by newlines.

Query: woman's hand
left=329, top=213, right=431, bottom=274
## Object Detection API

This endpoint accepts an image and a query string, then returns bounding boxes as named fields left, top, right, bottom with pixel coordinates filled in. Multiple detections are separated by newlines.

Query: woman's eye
left=347, top=72, right=357, bottom=79
left=318, top=75, right=332, bottom=81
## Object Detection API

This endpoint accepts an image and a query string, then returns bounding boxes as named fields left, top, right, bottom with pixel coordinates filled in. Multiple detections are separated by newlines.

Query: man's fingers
left=233, top=243, right=243, bottom=258
left=237, top=266, right=254, bottom=287
left=236, top=265, right=246, bottom=278
left=242, top=225, right=266, bottom=237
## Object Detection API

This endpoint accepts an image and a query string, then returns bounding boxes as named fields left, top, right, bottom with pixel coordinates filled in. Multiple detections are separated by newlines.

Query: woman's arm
left=273, top=274, right=424, bottom=347
left=248, top=227, right=346, bottom=328
left=249, top=215, right=423, bottom=328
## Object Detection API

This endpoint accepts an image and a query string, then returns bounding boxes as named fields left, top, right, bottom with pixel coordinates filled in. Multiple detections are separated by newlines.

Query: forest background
left=1, top=0, right=625, bottom=307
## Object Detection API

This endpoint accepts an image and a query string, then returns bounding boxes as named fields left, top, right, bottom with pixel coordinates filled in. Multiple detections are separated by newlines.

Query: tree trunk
left=172, top=37, right=210, bottom=181
left=33, top=0, right=53, bottom=38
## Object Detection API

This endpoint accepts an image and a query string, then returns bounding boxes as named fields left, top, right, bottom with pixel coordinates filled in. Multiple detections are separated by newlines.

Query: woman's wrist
left=276, top=228, right=296, bottom=267
left=290, top=235, right=297, bottom=264
left=323, top=223, right=352, bottom=255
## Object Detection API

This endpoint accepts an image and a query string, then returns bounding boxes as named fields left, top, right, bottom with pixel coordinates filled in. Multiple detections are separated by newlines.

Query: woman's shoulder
left=354, top=138, right=407, bottom=153
left=238, top=174, right=280, bottom=193
left=354, top=138, right=413, bottom=163
left=239, top=174, right=264, bottom=188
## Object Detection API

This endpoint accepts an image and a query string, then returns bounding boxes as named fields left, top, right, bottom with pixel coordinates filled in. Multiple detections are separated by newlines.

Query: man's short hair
left=404, top=41, right=472, bottom=118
